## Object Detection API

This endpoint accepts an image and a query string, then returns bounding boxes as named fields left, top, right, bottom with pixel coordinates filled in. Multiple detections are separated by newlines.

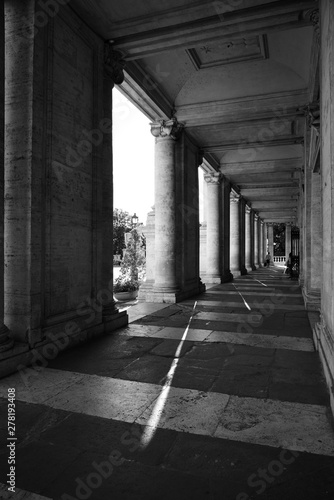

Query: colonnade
left=200, top=178, right=268, bottom=281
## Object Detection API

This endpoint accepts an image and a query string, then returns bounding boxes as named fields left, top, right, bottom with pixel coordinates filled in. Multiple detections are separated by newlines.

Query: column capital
left=230, top=190, right=241, bottom=203
left=204, top=172, right=221, bottom=184
left=150, top=118, right=183, bottom=140
left=260, top=219, right=264, bottom=226
left=305, top=101, right=320, bottom=131
left=254, top=213, right=259, bottom=221
left=245, top=204, right=252, bottom=214
left=304, top=9, right=320, bottom=44
left=104, top=44, right=125, bottom=85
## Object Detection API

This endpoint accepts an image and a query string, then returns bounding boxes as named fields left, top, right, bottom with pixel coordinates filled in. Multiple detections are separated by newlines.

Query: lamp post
left=131, top=213, right=139, bottom=228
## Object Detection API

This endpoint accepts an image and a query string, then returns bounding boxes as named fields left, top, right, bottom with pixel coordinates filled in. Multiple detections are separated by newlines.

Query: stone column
left=310, top=171, right=322, bottom=297
left=264, top=223, right=268, bottom=256
left=253, top=214, right=259, bottom=268
left=204, top=172, right=221, bottom=283
left=259, top=220, right=264, bottom=267
left=0, top=4, right=13, bottom=352
left=245, top=204, right=252, bottom=272
left=221, top=177, right=233, bottom=282
left=151, top=119, right=183, bottom=295
left=268, top=223, right=274, bottom=262
left=202, top=174, right=208, bottom=224
left=230, top=191, right=241, bottom=277
left=199, top=172, right=207, bottom=277
left=285, top=223, right=292, bottom=257
left=263, top=222, right=267, bottom=258
left=102, top=45, right=128, bottom=328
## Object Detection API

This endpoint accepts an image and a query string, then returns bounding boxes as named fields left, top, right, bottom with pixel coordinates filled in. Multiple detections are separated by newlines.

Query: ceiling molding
left=119, top=62, right=173, bottom=121
left=175, top=89, right=309, bottom=126
left=202, top=137, right=304, bottom=153
left=221, top=158, right=303, bottom=172
left=111, top=1, right=317, bottom=59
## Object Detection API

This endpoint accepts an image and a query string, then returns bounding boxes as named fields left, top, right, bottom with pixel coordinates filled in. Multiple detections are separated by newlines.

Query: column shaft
left=254, top=214, right=259, bottom=268
left=102, top=64, right=126, bottom=325
left=263, top=223, right=268, bottom=257
left=245, top=205, right=252, bottom=272
left=154, top=136, right=178, bottom=291
left=310, top=172, right=322, bottom=291
left=259, top=220, right=264, bottom=267
left=205, top=173, right=221, bottom=282
left=285, top=224, right=292, bottom=257
left=268, top=224, right=274, bottom=261
left=230, top=192, right=241, bottom=276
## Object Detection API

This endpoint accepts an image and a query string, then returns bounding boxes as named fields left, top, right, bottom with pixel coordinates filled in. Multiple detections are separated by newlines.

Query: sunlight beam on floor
left=139, top=301, right=198, bottom=449
left=232, top=284, right=252, bottom=311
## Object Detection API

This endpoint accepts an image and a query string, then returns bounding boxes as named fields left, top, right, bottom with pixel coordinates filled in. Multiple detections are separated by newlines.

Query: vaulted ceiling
left=71, top=0, right=319, bottom=223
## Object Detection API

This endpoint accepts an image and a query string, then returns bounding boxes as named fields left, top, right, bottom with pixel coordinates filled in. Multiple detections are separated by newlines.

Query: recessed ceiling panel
left=187, top=35, right=268, bottom=69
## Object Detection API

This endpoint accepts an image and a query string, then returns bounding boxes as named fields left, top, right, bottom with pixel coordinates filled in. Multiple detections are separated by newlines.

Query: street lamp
left=131, top=213, right=139, bottom=227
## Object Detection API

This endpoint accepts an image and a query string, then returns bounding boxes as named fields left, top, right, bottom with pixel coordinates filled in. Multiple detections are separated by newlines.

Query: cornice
left=111, top=1, right=317, bottom=59
left=176, top=89, right=309, bottom=127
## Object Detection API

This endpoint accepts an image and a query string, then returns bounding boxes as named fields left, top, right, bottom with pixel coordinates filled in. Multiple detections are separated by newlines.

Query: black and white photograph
left=0, top=1, right=333, bottom=499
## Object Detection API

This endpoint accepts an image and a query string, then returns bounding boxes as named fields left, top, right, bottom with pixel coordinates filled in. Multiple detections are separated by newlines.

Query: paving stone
left=44, top=452, right=212, bottom=500
left=149, top=339, right=195, bottom=358
left=111, top=354, right=173, bottom=385
left=268, top=382, right=329, bottom=406
left=40, top=412, right=178, bottom=467
left=0, top=441, right=80, bottom=495
left=184, top=343, right=235, bottom=360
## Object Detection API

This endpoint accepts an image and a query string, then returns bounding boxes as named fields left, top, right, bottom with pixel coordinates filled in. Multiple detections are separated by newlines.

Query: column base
left=246, top=266, right=253, bottom=273
left=302, top=286, right=321, bottom=311
left=0, top=313, right=128, bottom=379
left=312, top=315, right=334, bottom=419
left=138, top=280, right=154, bottom=302
left=0, top=325, right=14, bottom=352
left=104, top=310, right=128, bottom=332
left=142, top=282, right=206, bottom=304
left=221, top=271, right=233, bottom=283
left=231, top=269, right=242, bottom=278
left=202, top=274, right=222, bottom=284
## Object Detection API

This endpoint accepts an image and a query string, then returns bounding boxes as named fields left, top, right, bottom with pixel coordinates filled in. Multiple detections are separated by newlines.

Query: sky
left=113, top=87, right=205, bottom=224
left=113, top=88, right=155, bottom=224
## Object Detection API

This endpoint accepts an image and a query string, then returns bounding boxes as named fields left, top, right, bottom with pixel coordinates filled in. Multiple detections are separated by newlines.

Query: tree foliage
left=114, top=228, right=146, bottom=292
left=273, top=223, right=286, bottom=256
left=113, top=208, right=132, bottom=255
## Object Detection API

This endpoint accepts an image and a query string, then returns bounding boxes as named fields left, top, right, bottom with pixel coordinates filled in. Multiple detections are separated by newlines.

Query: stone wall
left=315, top=0, right=334, bottom=415
left=4, top=1, right=127, bottom=348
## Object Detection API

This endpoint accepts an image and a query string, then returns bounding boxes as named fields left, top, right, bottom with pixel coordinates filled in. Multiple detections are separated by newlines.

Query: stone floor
left=0, top=267, right=334, bottom=499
